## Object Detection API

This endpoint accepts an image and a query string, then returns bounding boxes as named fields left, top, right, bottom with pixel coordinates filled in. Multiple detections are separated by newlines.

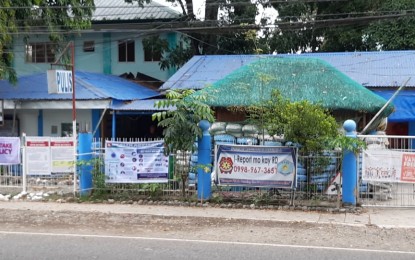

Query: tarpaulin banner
left=105, top=140, right=168, bottom=184
left=362, top=149, right=415, bottom=183
left=0, top=137, right=20, bottom=165
left=26, top=137, right=51, bottom=175
left=215, top=144, right=296, bottom=188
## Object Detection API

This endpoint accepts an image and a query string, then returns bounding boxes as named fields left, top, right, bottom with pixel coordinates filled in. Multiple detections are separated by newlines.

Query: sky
left=157, top=0, right=278, bottom=23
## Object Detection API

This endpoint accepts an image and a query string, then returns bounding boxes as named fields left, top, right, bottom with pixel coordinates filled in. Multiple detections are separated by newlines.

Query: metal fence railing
left=358, top=135, right=415, bottom=207
left=2, top=134, right=414, bottom=208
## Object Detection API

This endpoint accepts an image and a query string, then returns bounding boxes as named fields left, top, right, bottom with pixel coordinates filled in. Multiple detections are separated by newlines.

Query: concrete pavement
left=0, top=201, right=413, bottom=229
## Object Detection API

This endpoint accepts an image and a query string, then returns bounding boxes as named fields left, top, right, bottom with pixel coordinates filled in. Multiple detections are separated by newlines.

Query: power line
left=0, top=1, right=350, bottom=10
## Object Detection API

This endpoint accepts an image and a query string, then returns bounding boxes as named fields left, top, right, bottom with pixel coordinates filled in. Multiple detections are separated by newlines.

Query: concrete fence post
left=197, top=120, right=212, bottom=200
left=78, top=132, right=93, bottom=196
left=342, top=119, right=357, bottom=206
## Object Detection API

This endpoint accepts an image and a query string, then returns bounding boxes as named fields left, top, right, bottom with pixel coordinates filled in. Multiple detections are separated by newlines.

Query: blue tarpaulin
left=372, top=90, right=415, bottom=122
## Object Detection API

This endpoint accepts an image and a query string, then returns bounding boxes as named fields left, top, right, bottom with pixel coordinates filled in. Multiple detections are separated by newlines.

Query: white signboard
left=50, top=137, right=74, bottom=173
left=26, top=137, right=51, bottom=175
left=25, top=137, right=75, bottom=175
left=215, top=144, right=296, bottom=188
left=47, top=69, right=73, bottom=94
left=362, top=149, right=415, bottom=183
left=105, top=141, right=169, bottom=184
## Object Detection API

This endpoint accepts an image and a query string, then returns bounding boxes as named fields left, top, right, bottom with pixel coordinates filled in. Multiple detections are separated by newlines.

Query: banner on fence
left=26, top=137, right=51, bottom=175
left=51, top=138, right=74, bottom=173
left=105, top=140, right=168, bottom=183
left=0, top=137, right=20, bottom=165
left=362, top=149, right=415, bottom=183
left=25, top=137, right=75, bottom=175
left=215, top=144, right=296, bottom=188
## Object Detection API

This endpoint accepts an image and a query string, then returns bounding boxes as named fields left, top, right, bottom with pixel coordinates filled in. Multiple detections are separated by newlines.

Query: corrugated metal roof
left=111, top=99, right=174, bottom=111
left=161, top=51, right=415, bottom=90
left=0, top=71, right=160, bottom=101
left=93, top=0, right=182, bottom=21
left=191, top=57, right=393, bottom=116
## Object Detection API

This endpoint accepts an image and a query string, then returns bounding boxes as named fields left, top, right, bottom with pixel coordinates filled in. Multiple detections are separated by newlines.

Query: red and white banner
left=50, top=137, right=74, bottom=173
left=26, top=137, right=51, bottom=175
left=362, top=149, right=415, bottom=183
left=25, top=137, right=75, bottom=175
left=0, top=137, right=20, bottom=165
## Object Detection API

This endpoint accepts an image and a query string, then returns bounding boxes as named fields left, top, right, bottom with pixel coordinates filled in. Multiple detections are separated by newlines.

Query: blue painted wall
left=12, top=32, right=179, bottom=82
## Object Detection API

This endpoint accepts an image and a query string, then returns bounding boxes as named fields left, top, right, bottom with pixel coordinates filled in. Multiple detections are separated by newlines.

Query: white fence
left=0, top=136, right=77, bottom=197
left=2, top=134, right=415, bottom=208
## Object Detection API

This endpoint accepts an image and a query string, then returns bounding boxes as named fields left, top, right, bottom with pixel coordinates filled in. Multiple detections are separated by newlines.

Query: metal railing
left=358, top=135, right=415, bottom=207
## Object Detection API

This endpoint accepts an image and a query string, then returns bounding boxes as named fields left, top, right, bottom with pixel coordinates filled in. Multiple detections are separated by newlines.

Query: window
left=118, top=40, right=135, bottom=62
left=25, top=42, right=56, bottom=63
left=144, top=45, right=162, bottom=62
left=83, top=41, right=95, bottom=52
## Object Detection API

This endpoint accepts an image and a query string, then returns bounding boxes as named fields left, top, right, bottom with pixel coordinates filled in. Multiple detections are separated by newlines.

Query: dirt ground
left=0, top=206, right=414, bottom=252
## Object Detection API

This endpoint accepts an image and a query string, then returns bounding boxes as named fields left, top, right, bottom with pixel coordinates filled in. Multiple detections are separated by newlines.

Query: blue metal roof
left=0, top=71, right=160, bottom=101
left=161, top=51, right=415, bottom=90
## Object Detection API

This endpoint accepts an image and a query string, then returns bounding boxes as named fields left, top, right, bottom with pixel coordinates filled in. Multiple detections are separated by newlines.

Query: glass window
left=83, top=41, right=95, bottom=52
left=25, top=42, right=56, bottom=63
left=118, top=40, right=135, bottom=62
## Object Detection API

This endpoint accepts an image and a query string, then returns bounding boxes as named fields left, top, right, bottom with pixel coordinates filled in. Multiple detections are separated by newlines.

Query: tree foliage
left=152, top=89, right=215, bottom=155
left=247, top=90, right=339, bottom=153
left=0, top=0, right=95, bottom=83
left=270, top=0, right=415, bottom=53
left=130, top=0, right=271, bottom=70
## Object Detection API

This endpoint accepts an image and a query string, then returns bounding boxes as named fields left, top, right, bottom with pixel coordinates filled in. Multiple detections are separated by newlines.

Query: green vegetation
left=152, top=89, right=215, bottom=196
left=0, top=0, right=95, bottom=83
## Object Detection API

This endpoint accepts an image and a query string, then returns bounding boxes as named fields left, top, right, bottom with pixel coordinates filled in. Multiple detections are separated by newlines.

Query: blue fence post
left=78, top=132, right=93, bottom=196
left=342, top=119, right=357, bottom=206
left=197, top=120, right=212, bottom=200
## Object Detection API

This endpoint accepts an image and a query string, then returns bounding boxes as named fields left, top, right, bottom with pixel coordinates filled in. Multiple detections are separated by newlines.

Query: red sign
left=401, top=154, right=415, bottom=182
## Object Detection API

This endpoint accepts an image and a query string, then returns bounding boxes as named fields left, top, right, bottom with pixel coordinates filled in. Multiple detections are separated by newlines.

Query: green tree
left=270, top=0, right=415, bottom=53
left=152, top=89, right=215, bottom=196
left=0, top=0, right=95, bottom=83
left=247, top=90, right=339, bottom=153
left=129, top=0, right=271, bottom=71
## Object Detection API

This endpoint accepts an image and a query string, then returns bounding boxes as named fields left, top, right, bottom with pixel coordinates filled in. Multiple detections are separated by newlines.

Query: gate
left=358, top=135, right=415, bottom=207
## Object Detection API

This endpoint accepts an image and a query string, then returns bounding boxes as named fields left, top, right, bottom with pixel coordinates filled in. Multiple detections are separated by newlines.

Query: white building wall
left=17, top=110, right=38, bottom=136
left=42, top=109, right=91, bottom=136
left=10, top=109, right=91, bottom=137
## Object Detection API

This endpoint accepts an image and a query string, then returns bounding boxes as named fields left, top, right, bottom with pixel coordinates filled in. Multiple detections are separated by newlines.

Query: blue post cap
left=343, top=119, right=356, bottom=133
left=199, top=120, right=211, bottom=131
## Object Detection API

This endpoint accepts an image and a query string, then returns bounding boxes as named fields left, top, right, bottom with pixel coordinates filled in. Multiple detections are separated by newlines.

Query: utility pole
left=51, top=41, right=77, bottom=193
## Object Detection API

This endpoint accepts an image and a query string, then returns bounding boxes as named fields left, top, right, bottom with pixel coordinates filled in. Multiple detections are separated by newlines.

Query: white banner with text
left=215, top=144, right=296, bottom=188
left=362, top=149, right=415, bottom=183
left=105, top=140, right=168, bottom=184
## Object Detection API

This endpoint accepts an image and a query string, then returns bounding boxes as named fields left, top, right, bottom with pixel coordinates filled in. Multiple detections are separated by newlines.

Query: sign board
left=47, top=69, right=73, bottom=94
left=215, top=144, right=297, bottom=188
left=105, top=140, right=169, bottom=184
left=0, top=137, right=20, bottom=165
left=26, top=137, right=51, bottom=175
left=25, top=136, right=75, bottom=175
left=50, top=138, right=74, bottom=173
left=362, top=148, right=415, bottom=183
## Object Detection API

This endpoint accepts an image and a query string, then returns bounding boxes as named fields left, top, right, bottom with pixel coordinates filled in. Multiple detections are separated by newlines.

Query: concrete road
left=1, top=231, right=414, bottom=260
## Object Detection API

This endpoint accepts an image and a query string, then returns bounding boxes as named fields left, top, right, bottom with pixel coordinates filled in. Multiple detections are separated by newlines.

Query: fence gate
left=358, top=135, right=415, bottom=208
